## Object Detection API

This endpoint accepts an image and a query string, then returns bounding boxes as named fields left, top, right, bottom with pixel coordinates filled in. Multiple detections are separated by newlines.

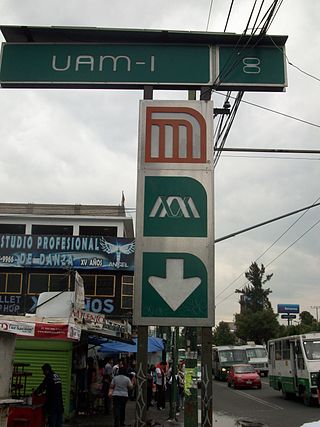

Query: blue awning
left=98, top=336, right=164, bottom=354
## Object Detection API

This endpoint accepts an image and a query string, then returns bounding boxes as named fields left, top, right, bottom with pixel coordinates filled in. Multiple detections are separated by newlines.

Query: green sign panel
left=218, top=46, right=286, bottom=88
left=144, top=176, right=207, bottom=237
left=0, top=43, right=211, bottom=87
left=141, top=252, right=208, bottom=318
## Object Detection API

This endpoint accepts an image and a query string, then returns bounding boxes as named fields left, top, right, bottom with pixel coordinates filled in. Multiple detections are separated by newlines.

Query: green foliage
left=235, top=309, right=279, bottom=344
left=236, top=262, right=273, bottom=312
left=213, top=321, right=236, bottom=346
left=234, top=262, right=279, bottom=344
left=300, top=311, right=315, bottom=326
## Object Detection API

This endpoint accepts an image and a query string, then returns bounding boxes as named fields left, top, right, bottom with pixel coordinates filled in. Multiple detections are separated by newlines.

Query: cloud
left=0, top=0, right=320, bottom=325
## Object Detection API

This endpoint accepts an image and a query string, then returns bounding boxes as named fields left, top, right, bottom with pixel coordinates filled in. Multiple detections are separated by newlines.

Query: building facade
left=0, top=203, right=134, bottom=320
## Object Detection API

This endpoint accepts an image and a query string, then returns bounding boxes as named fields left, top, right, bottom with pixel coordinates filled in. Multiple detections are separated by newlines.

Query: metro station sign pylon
left=134, top=100, right=214, bottom=327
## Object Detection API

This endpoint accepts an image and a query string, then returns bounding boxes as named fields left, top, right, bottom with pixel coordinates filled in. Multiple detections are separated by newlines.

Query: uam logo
left=149, top=196, right=200, bottom=219
left=145, top=106, right=207, bottom=163
left=144, top=176, right=207, bottom=237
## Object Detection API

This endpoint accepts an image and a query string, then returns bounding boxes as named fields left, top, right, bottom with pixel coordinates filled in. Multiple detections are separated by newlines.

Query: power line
left=221, top=154, right=320, bottom=161
left=216, top=196, right=320, bottom=300
left=216, top=206, right=320, bottom=307
left=224, top=0, right=235, bottom=32
left=268, top=35, right=320, bottom=83
left=206, top=0, right=215, bottom=31
left=214, top=91, right=320, bottom=129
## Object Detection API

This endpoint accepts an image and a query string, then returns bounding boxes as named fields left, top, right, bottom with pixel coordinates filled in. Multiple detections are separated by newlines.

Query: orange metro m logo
left=145, top=106, right=207, bottom=163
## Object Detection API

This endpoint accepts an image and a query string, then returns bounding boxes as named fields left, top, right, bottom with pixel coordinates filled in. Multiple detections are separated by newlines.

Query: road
left=212, top=377, right=320, bottom=427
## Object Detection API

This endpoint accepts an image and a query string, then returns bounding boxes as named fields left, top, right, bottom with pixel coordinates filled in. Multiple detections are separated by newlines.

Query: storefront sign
left=0, top=319, right=35, bottom=336
left=0, top=234, right=135, bottom=270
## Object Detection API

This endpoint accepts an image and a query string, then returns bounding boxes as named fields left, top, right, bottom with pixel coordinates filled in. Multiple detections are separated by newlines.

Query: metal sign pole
left=135, top=86, right=153, bottom=427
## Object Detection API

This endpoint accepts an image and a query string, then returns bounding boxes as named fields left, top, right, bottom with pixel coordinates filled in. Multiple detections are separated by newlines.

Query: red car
left=227, top=364, right=262, bottom=389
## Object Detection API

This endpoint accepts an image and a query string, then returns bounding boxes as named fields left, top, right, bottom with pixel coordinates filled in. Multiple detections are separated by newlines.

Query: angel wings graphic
left=100, top=238, right=135, bottom=265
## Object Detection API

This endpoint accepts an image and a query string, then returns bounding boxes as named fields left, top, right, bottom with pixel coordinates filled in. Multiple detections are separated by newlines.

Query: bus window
left=303, top=340, right=320, bottom=360
left=296, top=342, right=305, bottom=370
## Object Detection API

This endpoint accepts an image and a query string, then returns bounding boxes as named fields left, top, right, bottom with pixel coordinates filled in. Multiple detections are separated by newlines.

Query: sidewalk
left=65, top=400, right=184, bottom=427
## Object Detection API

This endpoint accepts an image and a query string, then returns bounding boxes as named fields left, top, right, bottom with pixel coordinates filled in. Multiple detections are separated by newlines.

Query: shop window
left=121, top=275, right=134, bottom=309
left=7, top=274, right=22, bottom=293
left=82, top=274, right=115, bottom=297
left=79, top=226, right=117, bottom=237
left=0, top=273, right=5, bottom=292
left=31, top=225, right=73, bottom=235
left=28, top=274, right=49, bottom=294
left=82, top=275, right=95, bottom=296
left=49, top=274, right=70, bottom=292
left=0, top=224, right=26, bottom=234
left=96, top=275, right=115, bottom=296
left=0, top=273, right=22, bottom=294
left=28, top=273, right=72, bottom=294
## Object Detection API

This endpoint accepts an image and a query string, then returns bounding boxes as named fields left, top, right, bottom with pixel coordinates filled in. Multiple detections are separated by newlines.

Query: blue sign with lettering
left=0, top=234, right=135, bottom=270
left=277, top=304, right=300, bottom=314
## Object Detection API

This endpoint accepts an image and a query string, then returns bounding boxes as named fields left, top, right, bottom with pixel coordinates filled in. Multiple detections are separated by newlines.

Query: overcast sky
left=0, top=0, right=319, bottom=325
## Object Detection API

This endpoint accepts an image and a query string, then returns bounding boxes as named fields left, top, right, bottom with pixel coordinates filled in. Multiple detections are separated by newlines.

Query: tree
left=234, top=262, right=279, bottom=344
left=300, top=311, right=315, bottom=326
left=236, top=262, right=273, bottom=312
left=235, top=310, right=279, bottom=344
left=213, top=321, right=236, bottom=346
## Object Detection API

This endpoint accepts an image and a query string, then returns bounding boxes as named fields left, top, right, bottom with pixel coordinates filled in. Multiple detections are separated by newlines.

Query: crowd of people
left=33, top=357, right=186, bottom=427
left=147, top=360, right=185, bottom=414
left=85, top=356, right=186, bottom=425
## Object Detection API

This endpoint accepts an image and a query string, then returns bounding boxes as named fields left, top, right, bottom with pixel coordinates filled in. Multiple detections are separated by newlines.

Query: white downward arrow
left=148, top=258, right=201, bottom=311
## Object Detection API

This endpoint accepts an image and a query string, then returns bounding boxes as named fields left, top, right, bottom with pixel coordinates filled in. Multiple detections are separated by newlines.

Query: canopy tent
left=98, top=336, right=164, bottom=354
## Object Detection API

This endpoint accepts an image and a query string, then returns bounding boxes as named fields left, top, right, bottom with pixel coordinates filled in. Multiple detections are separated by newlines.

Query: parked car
left=227, top=364, right=262, bottom=389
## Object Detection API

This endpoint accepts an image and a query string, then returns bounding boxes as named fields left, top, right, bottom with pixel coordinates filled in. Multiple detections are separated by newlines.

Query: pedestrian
left=155, top=361, right=167, bottom=410
left=34, top=363, right=64, bottom=427
left=147, top=366, right=154, bottom=409
left=316, top=370, right=320, bottom=405
left=105, top=357, right=114, bottom=377
left=102, top=372, right=112, bottom=414
left=109, top=366, right=133, bottom=427
left=177, top=363, right=185, bottom=411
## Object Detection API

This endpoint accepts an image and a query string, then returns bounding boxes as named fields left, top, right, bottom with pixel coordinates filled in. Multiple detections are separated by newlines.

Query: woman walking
left=109, top=367, right=133, bottom=427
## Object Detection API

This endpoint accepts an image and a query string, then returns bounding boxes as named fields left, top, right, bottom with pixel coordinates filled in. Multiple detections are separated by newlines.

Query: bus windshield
left=219, top=350, right=247, bottom=364
left=246, top=348, right=267, bottom=359
left=303, top=340, right=320, bottom=360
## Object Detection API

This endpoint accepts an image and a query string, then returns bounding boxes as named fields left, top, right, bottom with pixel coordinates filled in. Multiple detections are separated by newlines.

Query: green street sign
left=0, top=43, right=211, bottom=87
left=217, top=46, right=287, bottom=89
left=141, top=252, right=208, bottom=319
left=144, top=176, right=207, bottom=237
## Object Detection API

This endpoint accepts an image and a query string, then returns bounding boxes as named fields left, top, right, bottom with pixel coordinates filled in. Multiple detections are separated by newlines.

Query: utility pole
left=310, top=306, right=320, bottom=322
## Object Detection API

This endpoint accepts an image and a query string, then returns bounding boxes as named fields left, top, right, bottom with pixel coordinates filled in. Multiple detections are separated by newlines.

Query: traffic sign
left=281, top=314, right=297, bottom=319
left=134, top=100, right=214, bottom=327
left=217, top=46, right=287, bottom=90
left=0, top=34, right=287, bottom=91
left=0, top=43, right=211, bottom=87
left=141, top=252, right=207, bottom=318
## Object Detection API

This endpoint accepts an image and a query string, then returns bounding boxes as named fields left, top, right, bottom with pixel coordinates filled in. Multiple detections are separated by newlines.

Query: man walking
left=35, top=363, right=64, bottom=427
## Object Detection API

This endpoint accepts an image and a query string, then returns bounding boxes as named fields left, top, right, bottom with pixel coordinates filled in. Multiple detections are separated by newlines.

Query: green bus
left=268, top=333, right=320, bottom=406
left=212, top=345, right=248, bottom=381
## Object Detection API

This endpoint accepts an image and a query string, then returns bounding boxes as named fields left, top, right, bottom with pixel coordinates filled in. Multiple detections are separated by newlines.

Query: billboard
left=277, top=304, right=300, bottom=314
left=0, top=234, right=134, bottom=270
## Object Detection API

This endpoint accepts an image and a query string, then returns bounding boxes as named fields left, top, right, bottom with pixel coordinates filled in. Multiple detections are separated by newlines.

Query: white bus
left=240, top=344, right=268, bottom=377
left=268, top=332, right=320, bottom=405
left=212, top=345, right=248, bottom=381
